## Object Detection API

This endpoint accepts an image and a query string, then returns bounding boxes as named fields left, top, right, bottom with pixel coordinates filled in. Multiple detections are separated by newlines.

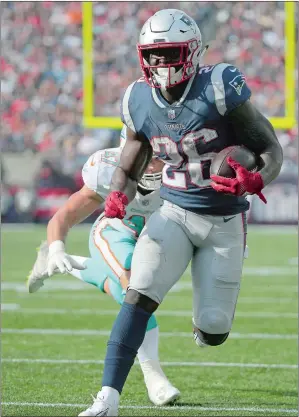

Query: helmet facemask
left=137, top=40, right=201, bottom=89
left=138, top=156, right=164, bottom=191
left=138, top=171, right=162, bottom=191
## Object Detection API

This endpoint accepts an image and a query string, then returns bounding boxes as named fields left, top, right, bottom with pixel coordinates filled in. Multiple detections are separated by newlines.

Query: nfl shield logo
left=168, top=109, right=176, bottom=120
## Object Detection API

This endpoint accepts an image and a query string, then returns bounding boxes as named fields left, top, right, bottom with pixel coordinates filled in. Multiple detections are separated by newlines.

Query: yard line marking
left=3, top=358, right=297, bottom=369
left=1, top=303, right=20, bottom=310
left=1, top=281, right=92, bottom=292
left=2, top=278, right=297, bottom=293
left=2, top=328, right=297, bottom=340
left=2, top=402, right=298, bottom=414
left=242, top=267, right=297, bottom=276
left=10, top=293, right=296, bottom=304
left=288, top=257, right=298, bottom=265
left=2, top=305, right=297, bottom=319
left=239, top=296, right=297, bottom=304
left=170, top=282, right=298, bottom=293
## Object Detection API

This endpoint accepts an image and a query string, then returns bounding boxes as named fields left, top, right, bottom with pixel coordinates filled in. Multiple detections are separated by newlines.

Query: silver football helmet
left=137, top=9, right=204, bottom=89
left=137, top=167, right=162, bottom=192
left=119, top=126, right=162, bottom=191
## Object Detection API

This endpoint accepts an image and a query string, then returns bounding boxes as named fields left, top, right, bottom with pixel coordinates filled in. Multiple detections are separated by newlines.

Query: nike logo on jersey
left=223, top=216, right=236, bottom=223
left=229, top=67, right=237, bottom=72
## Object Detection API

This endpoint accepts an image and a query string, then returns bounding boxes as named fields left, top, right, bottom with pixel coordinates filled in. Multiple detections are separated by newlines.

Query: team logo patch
left=229, top=74, right=246, bottom=96
left=180, top=15, right=192, bottom=26
left=168, top=109, right=176, bottom=120
left=141, top=200, right=149, bottom=206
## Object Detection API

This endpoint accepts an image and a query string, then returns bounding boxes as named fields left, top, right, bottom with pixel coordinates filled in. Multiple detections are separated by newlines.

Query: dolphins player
left=78, top=8, right=283, bottom=416
left=27, top=125, right=180, bottom=407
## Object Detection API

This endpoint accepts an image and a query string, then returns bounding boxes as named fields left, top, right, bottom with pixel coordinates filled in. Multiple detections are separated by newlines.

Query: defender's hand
left=210, top=157, right=267, bottom=204
left=105, top=191, right=129, bottom=219
left=47, top=241, right=86, bottom=276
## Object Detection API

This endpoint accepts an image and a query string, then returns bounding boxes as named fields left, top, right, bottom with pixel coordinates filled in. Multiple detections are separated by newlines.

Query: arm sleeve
left=211, top=64, right=251, bottom=116
left=82, top=150, right=120, bottom=198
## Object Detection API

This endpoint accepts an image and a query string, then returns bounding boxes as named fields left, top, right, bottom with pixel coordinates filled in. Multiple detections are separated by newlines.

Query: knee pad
left=125, top=289, right=159, bottom=314
left=193, top=327, right=229, bottom=347
left=193, top=307, right=231, bottom=346
left=196, top=307, right=231, bottom=334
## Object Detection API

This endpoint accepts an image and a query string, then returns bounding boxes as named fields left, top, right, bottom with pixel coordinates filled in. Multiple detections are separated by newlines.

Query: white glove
left=47, top=240, right=86, bottom=276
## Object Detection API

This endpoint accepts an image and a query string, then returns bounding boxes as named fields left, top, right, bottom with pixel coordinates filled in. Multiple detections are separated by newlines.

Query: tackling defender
left=27, top=126, right=180, bottom=407
left=79, top=8, right=283, bottom=416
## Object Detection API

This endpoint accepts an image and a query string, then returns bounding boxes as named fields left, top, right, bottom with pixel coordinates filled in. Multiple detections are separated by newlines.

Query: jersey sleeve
left=120, top=81, right=137, bottom=132
left=81, top=149, right=120, bottom=199
left=119, top=125, right=127, bottom=149
left=211, top=63, right=251, bottom=116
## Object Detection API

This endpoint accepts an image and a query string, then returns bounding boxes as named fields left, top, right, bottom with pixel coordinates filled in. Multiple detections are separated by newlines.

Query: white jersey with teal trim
left=82, top=147, right=161, bottom=236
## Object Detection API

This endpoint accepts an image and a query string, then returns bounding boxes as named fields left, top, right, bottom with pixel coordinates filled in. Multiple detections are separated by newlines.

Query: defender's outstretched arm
left=47, top=185, right=103, bottom=244
left=46, top=186, right=103, bottom=275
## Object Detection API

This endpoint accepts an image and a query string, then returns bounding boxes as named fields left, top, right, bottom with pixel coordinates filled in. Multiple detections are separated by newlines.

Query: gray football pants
left=129, top=200, right=247, bottom=334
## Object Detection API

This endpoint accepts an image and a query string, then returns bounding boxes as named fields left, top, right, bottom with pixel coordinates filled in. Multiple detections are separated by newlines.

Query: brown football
left=210, top=146, right=258, bottom=178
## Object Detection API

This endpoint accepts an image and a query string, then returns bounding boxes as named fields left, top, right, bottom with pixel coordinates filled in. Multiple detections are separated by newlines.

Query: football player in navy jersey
left=79, top=9, right=283, bottom=416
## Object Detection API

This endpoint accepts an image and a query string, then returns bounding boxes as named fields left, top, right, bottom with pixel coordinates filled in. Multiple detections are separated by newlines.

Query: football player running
left=27, top=126, right=180, bottom=407
left=79, top=8, right=283, bottom=416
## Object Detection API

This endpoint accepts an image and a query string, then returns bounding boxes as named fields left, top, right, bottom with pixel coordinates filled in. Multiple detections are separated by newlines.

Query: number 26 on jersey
left=151, top=128, right=218, bottom=189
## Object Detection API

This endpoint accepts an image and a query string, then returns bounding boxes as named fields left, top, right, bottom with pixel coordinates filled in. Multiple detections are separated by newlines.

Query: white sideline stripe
left=2, top=305, right=297, bottom=319
left=3, top=402, right=298, bottom=414
left=3, top=358, right=297, bottom=369
left=3, top=328, right=297, bottom=340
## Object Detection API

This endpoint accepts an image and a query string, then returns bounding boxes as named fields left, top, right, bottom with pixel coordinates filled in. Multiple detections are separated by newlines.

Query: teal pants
left=80, top=216, right=157, bottom=331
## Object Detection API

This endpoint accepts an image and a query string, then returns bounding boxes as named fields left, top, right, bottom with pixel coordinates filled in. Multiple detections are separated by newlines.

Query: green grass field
left=1, top=225, right=298, bottom=416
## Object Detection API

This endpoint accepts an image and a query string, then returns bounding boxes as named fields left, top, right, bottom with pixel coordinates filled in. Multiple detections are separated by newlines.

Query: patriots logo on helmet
left=229, top=74, right=246, bottom=96
left=180, top=15, right=192, bottom=27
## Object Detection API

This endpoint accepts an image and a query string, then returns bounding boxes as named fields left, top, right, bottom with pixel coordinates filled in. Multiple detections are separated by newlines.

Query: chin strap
left=199, top=44, right=209, bottom=62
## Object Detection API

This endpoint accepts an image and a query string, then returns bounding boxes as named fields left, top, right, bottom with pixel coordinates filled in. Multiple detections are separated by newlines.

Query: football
left=210, top=146, right=258, bottom=178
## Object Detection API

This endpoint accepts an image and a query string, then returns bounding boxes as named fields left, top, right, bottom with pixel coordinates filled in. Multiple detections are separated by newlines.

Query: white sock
left=137, top=326, right=159, bottom=363
left=137, top=327, right=168, bottom=381
left=68, top=255, right=89, bottom=280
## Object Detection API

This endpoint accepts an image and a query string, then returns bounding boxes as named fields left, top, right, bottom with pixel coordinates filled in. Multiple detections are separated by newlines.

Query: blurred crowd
left=1, top=1, right=298, bottom=224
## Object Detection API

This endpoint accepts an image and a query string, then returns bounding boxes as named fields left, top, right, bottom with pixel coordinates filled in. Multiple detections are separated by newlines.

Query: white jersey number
left=151, top=129, right=218, bottom=189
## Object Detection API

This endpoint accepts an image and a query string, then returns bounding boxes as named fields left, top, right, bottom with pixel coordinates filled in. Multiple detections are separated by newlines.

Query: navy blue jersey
left=121, top=63, right=251, bottom=215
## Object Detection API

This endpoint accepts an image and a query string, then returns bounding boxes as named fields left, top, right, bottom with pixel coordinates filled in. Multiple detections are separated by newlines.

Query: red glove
left=105, top=191, right=129, bottom=219
left=210, top=157, right=267, bottom=204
